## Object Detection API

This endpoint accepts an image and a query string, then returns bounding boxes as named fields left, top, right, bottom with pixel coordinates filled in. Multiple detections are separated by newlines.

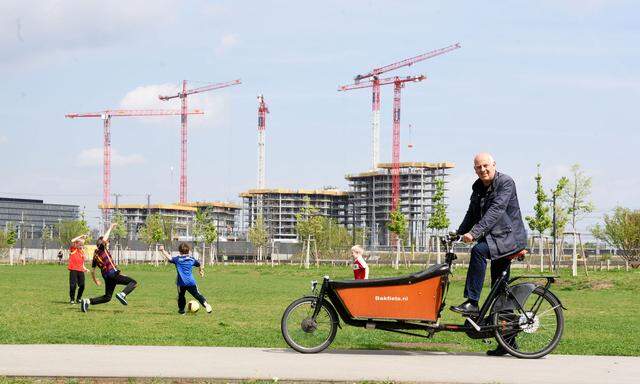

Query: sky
left=1, top=0, right=638, bottom=232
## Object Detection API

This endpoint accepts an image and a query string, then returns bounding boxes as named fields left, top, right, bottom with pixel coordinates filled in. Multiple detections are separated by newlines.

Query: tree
left=592, top=207, right=640, bottom=268
left=192, top=209, right=218, bottom=263
left=525, top=165, right=552, bottom=271
left=248, top=214, right=269, bottom=261
left=138, top=213, right=169, bottom=266
left=428, top=178, right=450, bottom=264
left=138, top=213, right=168, bottom=246
left=0, top=227, right=17, bottom=259
left=549, top=176, right=569, bottom=269
left=295, top=197, right=322, bottom=268
left=111, top=212, right=128, bottom=247
left=55, top=219, right=91, bottom=249
left=561, top=164, right=594, bottom=276
left=387, top=208, right=408, bottom=269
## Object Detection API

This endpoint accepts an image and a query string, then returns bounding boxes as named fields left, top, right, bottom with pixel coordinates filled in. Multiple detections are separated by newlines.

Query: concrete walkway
left=0, top=344, right=638, bottom=383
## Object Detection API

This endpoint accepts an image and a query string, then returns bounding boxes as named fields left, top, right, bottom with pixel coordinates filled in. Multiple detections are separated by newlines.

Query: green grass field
left=0, top=263, right=638, bottom=356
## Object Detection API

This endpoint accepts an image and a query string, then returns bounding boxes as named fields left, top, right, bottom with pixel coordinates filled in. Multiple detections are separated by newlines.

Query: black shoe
left=486, top=346, right=509, bottom=356
left=450, top=301, right=479, bottom=315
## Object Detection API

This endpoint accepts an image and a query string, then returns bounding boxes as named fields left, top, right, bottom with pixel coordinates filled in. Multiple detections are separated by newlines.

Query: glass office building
left=0, top=197, right=80, bottom=239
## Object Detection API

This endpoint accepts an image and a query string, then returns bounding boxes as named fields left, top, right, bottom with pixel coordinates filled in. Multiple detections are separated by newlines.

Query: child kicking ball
left=159, top=243, right=212, bottom=315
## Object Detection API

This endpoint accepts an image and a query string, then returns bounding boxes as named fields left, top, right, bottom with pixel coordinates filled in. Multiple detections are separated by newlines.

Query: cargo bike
left=281, top=234, right=565, bottom=359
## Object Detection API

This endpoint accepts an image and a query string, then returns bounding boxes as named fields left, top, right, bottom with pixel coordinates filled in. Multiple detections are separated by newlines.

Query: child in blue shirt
left=159, top=243, right=212, bottom=315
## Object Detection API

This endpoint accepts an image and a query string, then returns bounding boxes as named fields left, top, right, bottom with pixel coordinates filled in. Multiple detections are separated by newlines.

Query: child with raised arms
left=159, top=243, right=212, bottom=315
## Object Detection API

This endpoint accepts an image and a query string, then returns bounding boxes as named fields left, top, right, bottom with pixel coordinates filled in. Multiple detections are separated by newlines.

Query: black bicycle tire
left=281, top=297, right=338, bottom=353
left=493, top=286, right=564, bottom=359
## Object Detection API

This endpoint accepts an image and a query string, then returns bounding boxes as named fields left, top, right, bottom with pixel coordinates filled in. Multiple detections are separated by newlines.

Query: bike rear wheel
left=493, top=286, right=564, bottom=359
left=281, top=297, right=338, bottom=353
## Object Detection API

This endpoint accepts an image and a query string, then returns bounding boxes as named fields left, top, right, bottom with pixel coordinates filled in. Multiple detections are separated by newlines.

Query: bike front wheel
left=493, top=286, right=564, bottom=359
left=281, top=297, right=338, bottom=353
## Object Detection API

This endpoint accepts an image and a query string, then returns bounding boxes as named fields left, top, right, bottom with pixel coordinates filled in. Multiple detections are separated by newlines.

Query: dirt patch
left=589, top=281, right=614, bottom=290
left=557, top=279, right=614, bottom=291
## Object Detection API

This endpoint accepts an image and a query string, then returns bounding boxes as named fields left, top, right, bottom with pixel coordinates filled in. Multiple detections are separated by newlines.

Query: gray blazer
left=457, top=172, right=528, bottom=260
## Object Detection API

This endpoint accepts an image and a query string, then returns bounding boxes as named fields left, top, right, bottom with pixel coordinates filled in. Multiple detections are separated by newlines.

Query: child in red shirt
left=351, top=245, right=369, bottom=280
left=68, top=234, right=89, bottom=304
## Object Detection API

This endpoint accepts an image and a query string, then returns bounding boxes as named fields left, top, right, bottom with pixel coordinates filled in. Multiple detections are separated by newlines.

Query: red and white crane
left=65, top=109, right=204, bottom=222
left=159, top=79, right=241, bottom=203
left=340, top=75, right=426, bottom=210
left=257, top=94, right=269, bottom=189
left=340, top=43, right=461, bottom=171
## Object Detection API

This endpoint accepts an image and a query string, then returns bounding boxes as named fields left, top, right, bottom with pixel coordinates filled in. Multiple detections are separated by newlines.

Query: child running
left=159, top=243, right=212, bottom=315
left=351, top=245, right=369, bottom=280
left=81, top=223, right=137, bottom=312
left=68, top=233, right=89, bottom=304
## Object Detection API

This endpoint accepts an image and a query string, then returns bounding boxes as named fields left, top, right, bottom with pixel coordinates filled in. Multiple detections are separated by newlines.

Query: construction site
left=60, top=43, right=464, bottom=254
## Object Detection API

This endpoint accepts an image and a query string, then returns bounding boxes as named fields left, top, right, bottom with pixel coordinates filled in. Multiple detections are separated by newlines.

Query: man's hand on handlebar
left=462, top=233, right=474, bottom=243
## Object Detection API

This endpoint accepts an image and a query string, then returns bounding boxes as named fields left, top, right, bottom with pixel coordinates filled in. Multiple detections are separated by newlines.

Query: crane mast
left=159, top=79, right=241, bottom=203
left=65, top=109, right=203, bottom=226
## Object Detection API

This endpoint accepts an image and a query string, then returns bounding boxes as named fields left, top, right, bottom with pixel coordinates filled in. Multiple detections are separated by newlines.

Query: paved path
left=0, top=345, right=638, bottom=383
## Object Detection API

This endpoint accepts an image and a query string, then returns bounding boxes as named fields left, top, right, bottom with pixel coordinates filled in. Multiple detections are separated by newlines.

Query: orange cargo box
left=330, top=265, right=449, bottom=322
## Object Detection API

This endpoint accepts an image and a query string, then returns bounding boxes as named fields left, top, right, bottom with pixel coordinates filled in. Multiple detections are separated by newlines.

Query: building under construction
left=102, top=201, right=240, bottom=241
left=181, top=201, right=241, bottom=239
left=240, top=189, right=349, bottom=240
left=239, top=161, right=453, bottom=247
left=346, top=162, right=454, bottom=248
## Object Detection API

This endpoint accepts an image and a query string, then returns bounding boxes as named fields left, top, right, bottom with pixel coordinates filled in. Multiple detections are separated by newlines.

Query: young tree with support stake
left=428, top=179, right=450, bottom=265
left=525, top=165, right=552, bottom=272
left=387, top=208, right=408, bottom=269
left=138, top=213, right=168, bottom=266
left=193, top=209, right=218, bottom=264
left=295, top=198, right=321, bottom=269
left=248, top=214, right=268, bottom=262
left=111, top=212, right=127, bottom=263
left=592, top=207, right=640, bottom=269
left=561, top=164, right=594, bottom=276
left=549, top=177, right=569, bottom=271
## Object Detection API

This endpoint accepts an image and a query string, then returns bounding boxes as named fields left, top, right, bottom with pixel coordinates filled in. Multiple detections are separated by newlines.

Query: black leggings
left=90, top=273, right=137, bottom=305
left=69, top=270, right=85, bottom=301
left=177, top=285, right=207, bottom=312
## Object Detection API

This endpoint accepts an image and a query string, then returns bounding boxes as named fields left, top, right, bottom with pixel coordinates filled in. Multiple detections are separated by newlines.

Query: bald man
left=451, top=153, right=527, bottom=355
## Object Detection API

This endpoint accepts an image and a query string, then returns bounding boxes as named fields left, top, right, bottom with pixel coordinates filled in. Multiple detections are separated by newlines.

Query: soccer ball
left=187, top=300, right=200, bottom=313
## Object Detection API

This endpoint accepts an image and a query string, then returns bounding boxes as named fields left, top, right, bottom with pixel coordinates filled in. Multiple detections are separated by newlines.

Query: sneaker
left=70, top=300, right=75, bottom=305
left=81, top=299, right=90, bottom=313
left=204, top=302, right=212, bottom=314
left=178, top=311, right=186, bottom=315
left=116, top=292, right=128, bottom=306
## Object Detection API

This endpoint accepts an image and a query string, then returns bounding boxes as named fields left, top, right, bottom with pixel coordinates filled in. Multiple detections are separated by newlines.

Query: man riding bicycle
left=450, top=152, right=528, bottom=356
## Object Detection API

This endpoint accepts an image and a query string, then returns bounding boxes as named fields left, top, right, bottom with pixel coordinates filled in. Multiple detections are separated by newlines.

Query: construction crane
left=340, top=42, right=461, bottom=171
left=341, top=75, right=426, bottom=210
left=257, top=94, right=269, bottom=189
left=65, top=109, right=204, bottom=223
left=159, top=79, right=242, bottom=204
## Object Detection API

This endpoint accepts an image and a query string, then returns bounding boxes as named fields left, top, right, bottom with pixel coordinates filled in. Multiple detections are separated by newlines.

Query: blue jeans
left=464, top=240, right=511, bottom=302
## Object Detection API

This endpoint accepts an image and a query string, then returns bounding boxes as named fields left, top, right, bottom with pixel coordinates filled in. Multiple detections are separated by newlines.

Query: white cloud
left=119, top=83, right=231, bottom=128
left=0, top=0, right=178, bottom=67
left=215, top=33, right=239, bottom=55
left=77, top=147, right=145, bottom=167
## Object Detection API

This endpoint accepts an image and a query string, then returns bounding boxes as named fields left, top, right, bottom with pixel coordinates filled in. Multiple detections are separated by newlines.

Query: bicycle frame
left=307, top=246, right=563, bottom=340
